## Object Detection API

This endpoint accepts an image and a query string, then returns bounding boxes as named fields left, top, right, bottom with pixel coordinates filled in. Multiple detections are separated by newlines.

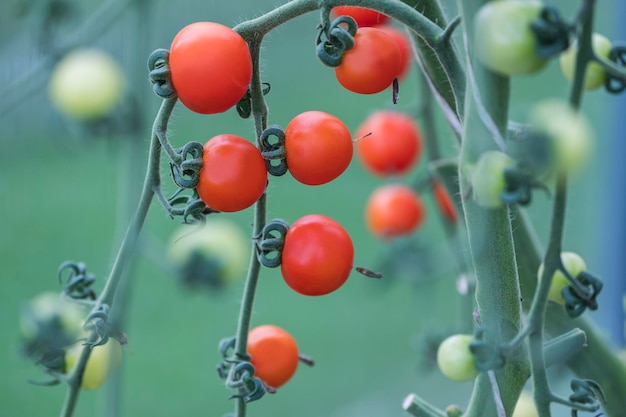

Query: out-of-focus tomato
left=65, top=338, right=123, bottom=390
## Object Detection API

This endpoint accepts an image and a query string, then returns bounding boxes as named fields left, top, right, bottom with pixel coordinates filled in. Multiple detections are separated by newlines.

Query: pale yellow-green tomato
left=168, top=218, right=250, bottom=285
left=529, top=100, right=593, bottom=174
left=470, top=151, right=516, bottom=209
left=65, top=338, right=123, bottom=390
left=436, top=334, right=479, bottom=382
left=48, top=48, right=125, bottom=120
left=537, top=251, right=587, bottom=304
left=513, top=392, right=538, bottom=417
left=560, top=33, right=612, bottom=90
left=20, top=292, right=84, bottom=342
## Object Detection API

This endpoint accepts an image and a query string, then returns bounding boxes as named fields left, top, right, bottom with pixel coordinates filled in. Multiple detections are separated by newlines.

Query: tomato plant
left=335, top=27, right=401, bottom=94
left=64, top=338, right=123, bottom=390
left=284, top=110, right=353, bottom=185
left=355, top=110, right=422, bottom=176
left=560, top=33, right=612, bottom=90
left=169, top=22, right=252, bottom=114
left=433, top=181, right=458, bottom=224
left=332, top=6, right=389, bottom=27
left=281, top=214, right=354, bottom=296
left=365, top=184, right=425, bottom=239
left=537, top=251, right=587, bottom=305
left=470, top=151, right=516, bottom=208
left=196, top=134, right=267, bottom=212
left=247, top=325, right=299, bottom=389
left=168, top=218, right=250, bottom=289
left=474, top=0, right=547, bottom=76
left=377, top=25, right=412, bottom=80
left=48, top=48, right=125, bottom=120
left=436, top=334, right=478, bottom=382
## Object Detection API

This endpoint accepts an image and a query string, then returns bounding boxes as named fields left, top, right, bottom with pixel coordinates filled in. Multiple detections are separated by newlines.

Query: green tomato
left=475, top=0, right=547, bottom=76
left=560, top=33, right=612, bottom=90
left=471, top=151, right=516, bottom=208
left=436, top=334, right=478, bottom=382
left=48, top=48, right=125, bottom=120
left=168, top=218, right=250, bottom=289
left=513, top=392, right=538, bottom=417
left=20, top=292, right=84, bottom=347
left=529, top=100, right=592, bottom=174
left=537, top=251, right=587, bottom=304
left=65, top=338, right=122, bottom=390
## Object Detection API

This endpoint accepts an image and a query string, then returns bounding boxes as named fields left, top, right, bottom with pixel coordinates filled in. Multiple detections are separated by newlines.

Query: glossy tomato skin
left=366, top=184, right=425, bottom=239
left=281, top=214, right=354, bottom=296
left=377, top=26, right=412, bottom=79
left=284, top=111, right=353, bottom=185
left=355, top=110, right=422, bottom=176
left=471, top=151, right=515, bottom=208
left=436, top=334, right=478, bottom=382
left=332, top=6, right=390, bottom=27
left=248, top=325, right=299, bottom=389
left=197, top=134, right=267, bottom=212
left=335, top=27, right=401, bottom=94
left=537, top=252, right=587, bottom=305
left=474, top=0, right=547, bottom=76
left=560, top=33, right=612, bottom=90
left=170, top=22, right=252, bottom=114
left=433, top=181, right=458, bottom=224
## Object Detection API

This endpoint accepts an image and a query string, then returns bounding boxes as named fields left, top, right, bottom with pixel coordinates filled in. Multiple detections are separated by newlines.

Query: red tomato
left=365, top=184, right=425, bottom=239
left=248, top=325, right=299, bottom=389
left=169, top=22, right=252, bottom=114
left=284, top=111, right=353, bottom=185
left=355, top=110, right=422, bottom=176
left=196, top=134, right=267, bottom=212
left=335, top=27, right=401, bottom=94
left=433, top=181, right=458, bottom=224
left=281, top=214, right=354, bottom=296
left=332, top=6, right=390, bottom=27
left=377, top=25, right=412, bottom=79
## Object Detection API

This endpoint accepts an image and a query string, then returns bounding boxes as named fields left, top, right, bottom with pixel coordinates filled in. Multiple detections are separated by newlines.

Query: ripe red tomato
left=433, top=181, right=458, bottom=224
left=196, top=134, right=267, bottom=212
left=332, top=6, right=390, bottom=27
left=365, top=184, right=425, bottom=239
left=248, top=325, right=299, bottom=389
left=335, top=27, right=401, bottom=94
left=355, top=110, right=422, bottom=176
left=284, top=111, right=353, bottom=185
left=377, top=25, right=412, bottom=79
left=281, top=214, right=354, bottom=296
left=169, top=22, right=252, bottom=114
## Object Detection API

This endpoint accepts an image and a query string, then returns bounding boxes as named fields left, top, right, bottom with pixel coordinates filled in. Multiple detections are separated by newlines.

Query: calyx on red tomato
left=169, top=22, right=252, bottom=114
left=281, top=214, right=354, bottom=296
left=196, top=134, right=267, bottom=212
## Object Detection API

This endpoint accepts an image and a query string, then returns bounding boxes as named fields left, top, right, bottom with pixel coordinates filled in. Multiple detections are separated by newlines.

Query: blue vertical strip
left=596, top=1, right=626, bottom=348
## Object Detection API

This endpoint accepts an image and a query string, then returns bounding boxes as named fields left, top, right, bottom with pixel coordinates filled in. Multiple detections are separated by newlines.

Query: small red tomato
left=377, top=25, right=412, bottom=79
left=248, top=325, right=299, bottom=389
left=355, top=110, right=422, bottom=176
left=335, top=27, right=401, bottom=94
left=281, top=214, right=354, bottom=296
left=332, top=6, right=390, bottom=27
left=196, top=134, right=267, bottom=212
left=284, top=111, right=353, bottom=185
left=169, top=22, right=252, bottom=114
left=365, top=184, right=425, bottom=239
left=433, top=181, right=458, bottom=224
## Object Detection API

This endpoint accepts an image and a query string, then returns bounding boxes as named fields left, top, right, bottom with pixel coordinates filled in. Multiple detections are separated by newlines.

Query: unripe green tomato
left=474, top=0, right=547, bottom=76
left=65, top=338, right=123, bottom=390
left=168, top=218, right=250, bottom=288
left=436, top=334, right=478, bottom=382
left=513, top=392, right=538, bottom=417
left=537, top=251, right=586, bottom=304
left=470, top=151, right=516, bottom=208
left=529, top=100, right=592, bottom=173
left=48, top=48, right=125, bottom=120
left=560, top=33, right=612, bottom=90
left=20, top=292, right=84, bottom=345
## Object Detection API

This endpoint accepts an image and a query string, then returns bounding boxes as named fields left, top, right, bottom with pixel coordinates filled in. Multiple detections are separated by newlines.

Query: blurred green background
left=1, top=0, right=624, bottom=416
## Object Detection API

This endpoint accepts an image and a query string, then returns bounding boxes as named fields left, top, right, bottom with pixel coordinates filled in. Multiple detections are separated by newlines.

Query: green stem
left=59, top=97, right=176, bottom=417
